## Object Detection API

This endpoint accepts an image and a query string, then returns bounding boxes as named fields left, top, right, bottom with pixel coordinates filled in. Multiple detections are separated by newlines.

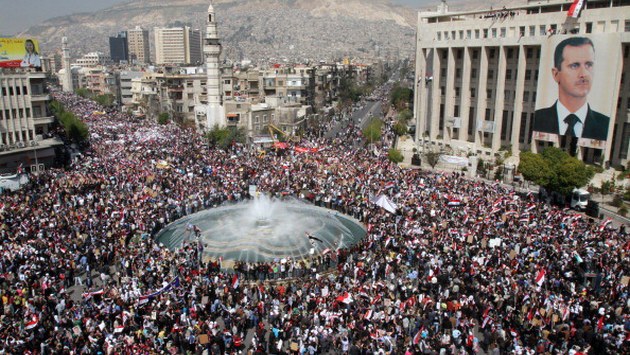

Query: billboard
left=0, top=38, right=41, bottom=69
left=532, top=34, right=622, bottom=157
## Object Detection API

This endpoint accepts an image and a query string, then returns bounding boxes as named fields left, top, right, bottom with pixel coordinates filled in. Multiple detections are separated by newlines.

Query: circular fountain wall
left=156, top=195, right=367, bottom=263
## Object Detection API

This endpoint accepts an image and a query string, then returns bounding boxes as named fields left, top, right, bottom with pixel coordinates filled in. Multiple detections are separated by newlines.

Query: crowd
left=0, top=85, right=627, bottom=355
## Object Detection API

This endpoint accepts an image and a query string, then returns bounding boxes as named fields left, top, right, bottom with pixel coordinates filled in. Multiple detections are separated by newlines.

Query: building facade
left=109, top=32, right=129, bottom=64
left=0, top=69, right=61, bottom=173
left=127, top=26, right=151, bottom=64
left=414, top=0, right=630, bottom=167
left=154, top=26, right=203, bottom=65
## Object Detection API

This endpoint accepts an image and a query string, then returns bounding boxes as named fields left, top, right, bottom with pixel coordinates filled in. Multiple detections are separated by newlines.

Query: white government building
left=413, top=0, right=630, bottom=168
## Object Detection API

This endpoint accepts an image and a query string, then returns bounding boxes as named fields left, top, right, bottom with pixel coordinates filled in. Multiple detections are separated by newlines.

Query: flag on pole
left=599, top=218, right=612, bottom=232
left=231, top=274, right=239, bottom=289
left=336, top=292, right=353, bottom=304
left=24, top=316, right=38, bottom=330
left=413, top=326, right=424, bottom=345
left=447, top=198, right=461, bottom=206
left=82, top=289, right=105, bottom=299
left=567, top=0, right=585, bottom=18
left=535, top=269, right=546, bottom=287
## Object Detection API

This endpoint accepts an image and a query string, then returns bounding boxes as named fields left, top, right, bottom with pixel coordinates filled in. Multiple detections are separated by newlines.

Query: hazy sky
left=0, top=0, right=428, bottom=35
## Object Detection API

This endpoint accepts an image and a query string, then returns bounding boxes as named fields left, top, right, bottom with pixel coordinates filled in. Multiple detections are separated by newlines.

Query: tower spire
left=204, top=0, right=225, bottom=128
left=62, top=37, right=73, bottom=92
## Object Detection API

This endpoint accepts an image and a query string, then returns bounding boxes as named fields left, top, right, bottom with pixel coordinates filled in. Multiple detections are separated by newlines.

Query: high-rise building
left=413, top=0, right=630, bottom=167
left=109, top=32, right=128, bottom=64
left=154, top=26, right=203, bottom=65
left=127, top=26, right=151, bottom=64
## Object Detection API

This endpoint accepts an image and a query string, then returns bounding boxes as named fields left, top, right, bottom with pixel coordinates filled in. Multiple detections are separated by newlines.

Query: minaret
left=204, top=1, right=225, bottom=128
left=62, top=37, right=73, bottom=92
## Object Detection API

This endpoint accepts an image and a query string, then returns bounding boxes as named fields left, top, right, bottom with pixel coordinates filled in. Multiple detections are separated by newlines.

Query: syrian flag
left=114, top=325, right=125, bottom=333
left=364, top=309, right=373, bottom=320
left=336, top=292, right=353, bottom=304
left=535, top=269, right=546, bottom=287
left=384, top=181, right=396, bottom=189
left=492, top=199, right=502, bottom=208
left=525, top=203, right=536, bottom=212
left=599, top=218, right=612, bottom=232
left=17, top=163, right=23, bottom=174
left=82, top=289, right=105, bottom=299
left=447, top=198, right=461, bottom=206
left=413, top=327, right=424, bottom=345
left=24, top=316, right=38, bottom=330
left=567, top=0, right=585, bottom=18
left=231, top=274, right=239, bottom=289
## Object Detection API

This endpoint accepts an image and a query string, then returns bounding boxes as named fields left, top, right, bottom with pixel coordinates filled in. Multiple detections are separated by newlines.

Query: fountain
left=156, top=194, right=367, bottom=263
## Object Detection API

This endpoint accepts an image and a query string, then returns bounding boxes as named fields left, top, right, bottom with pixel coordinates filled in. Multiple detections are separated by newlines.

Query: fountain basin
left=156, top=196, right=367, bottom=263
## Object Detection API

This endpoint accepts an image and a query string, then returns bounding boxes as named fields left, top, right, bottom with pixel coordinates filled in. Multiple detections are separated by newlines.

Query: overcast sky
left=0, top=0, right=429, bottom=35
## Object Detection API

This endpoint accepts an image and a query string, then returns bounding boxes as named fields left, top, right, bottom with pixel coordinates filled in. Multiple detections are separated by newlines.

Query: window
left=457, top=50, right=463, bottom=59
left=441, top=68, right=447, bottom=78
left=527, top=48, right=533, bottom=59
left=489, top=48, right=496, bottom=59
left=487, top=70, right=494, bottom=80
left=456, top=68, right=461, bottom=78
left=263, top=115, right=268, bottom=123
left=529, top=26, right=535, bottom=37
left=487, top=89, right=492, bottom=99
left=506, top=69, right=512, bottom=80
left=625, top=20, right=630, bottom=32
left=437, top=32, right=441, bottom=40
left=470, top=88, right=476, bottom=98
left=523, top=91, right=529, bottom=102
left=472, top=50, right=478, bottom=59
left=471, top=68, right=477, bottom=79
left=507, top=48, right=514, bottom=59
left=224, top=79, right=231, bottom=84
left=475, top=29, right=480, bottom=39
left=585, top=22, right=592, bottom=33
left=455, top=87, right=460, bottom=97
left=500, top=28, right=506, bottom=38
left=255, top=116, right=259, bottom=123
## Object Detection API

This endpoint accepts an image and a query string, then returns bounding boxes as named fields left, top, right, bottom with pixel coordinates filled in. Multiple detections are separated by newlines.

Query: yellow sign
left=0, top=38, right=41, bottom=68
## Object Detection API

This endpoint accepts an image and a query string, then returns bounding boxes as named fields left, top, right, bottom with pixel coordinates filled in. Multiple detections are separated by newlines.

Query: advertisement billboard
left=532, top=34, right=622, bottom=159
left=0, top=38, right=42, bottom=69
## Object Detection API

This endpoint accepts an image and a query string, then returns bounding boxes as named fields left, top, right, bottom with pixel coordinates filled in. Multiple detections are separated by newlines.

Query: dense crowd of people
left=0, top=86, right=627, bottom=355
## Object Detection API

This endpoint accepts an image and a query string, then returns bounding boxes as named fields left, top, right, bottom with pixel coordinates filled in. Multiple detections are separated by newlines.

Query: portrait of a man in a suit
left=533, top=36, right=610, bottom=155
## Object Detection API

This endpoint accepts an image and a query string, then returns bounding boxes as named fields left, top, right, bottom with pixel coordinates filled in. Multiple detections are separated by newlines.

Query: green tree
left=75, top=88, right=92, bottom=98
left=392, top=120, right=408, bottom=136
left=157, top=112, right=170, bottom=125
left=424, top=150, right=442, bottom=169
left=519, top=148, right=594, bottom=196
left=390, top=84, right=413, bottom=110
left=94, top=94, right=115, bottom=107
left=362, top=118, right=383, bottom=145
left=387, top=148, right=404, bottom=163
left=518, top=152, right=554, bottom=187
left=397, top=109, right=413, bottom=122
left=206, top=125, right=246, bottom=151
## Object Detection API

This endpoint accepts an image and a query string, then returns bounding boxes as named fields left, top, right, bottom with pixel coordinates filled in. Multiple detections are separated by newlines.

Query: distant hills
left=17, top=0, right=510, bottom=63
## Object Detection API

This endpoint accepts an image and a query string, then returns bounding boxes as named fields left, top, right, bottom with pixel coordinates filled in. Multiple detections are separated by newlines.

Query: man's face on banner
left=552, top=44, right=594, bottom=100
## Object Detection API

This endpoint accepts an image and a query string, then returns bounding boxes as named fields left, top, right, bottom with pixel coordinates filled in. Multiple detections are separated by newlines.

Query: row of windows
left=1, top=86, right=29, bottom=96
left=442, top=47, right=541, bottom=61
left=435, top=20, right=630, bottom=41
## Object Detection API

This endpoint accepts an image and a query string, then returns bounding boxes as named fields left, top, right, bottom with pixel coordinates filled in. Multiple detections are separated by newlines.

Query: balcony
left=33, top=115, right=55, bottom=124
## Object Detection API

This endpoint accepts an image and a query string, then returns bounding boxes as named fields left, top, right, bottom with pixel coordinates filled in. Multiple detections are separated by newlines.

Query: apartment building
left=154, top=27, right=203, bottom=65
left=0, top=69, right=62, bottom=173
left=127, top=26, right=151, bottom=64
